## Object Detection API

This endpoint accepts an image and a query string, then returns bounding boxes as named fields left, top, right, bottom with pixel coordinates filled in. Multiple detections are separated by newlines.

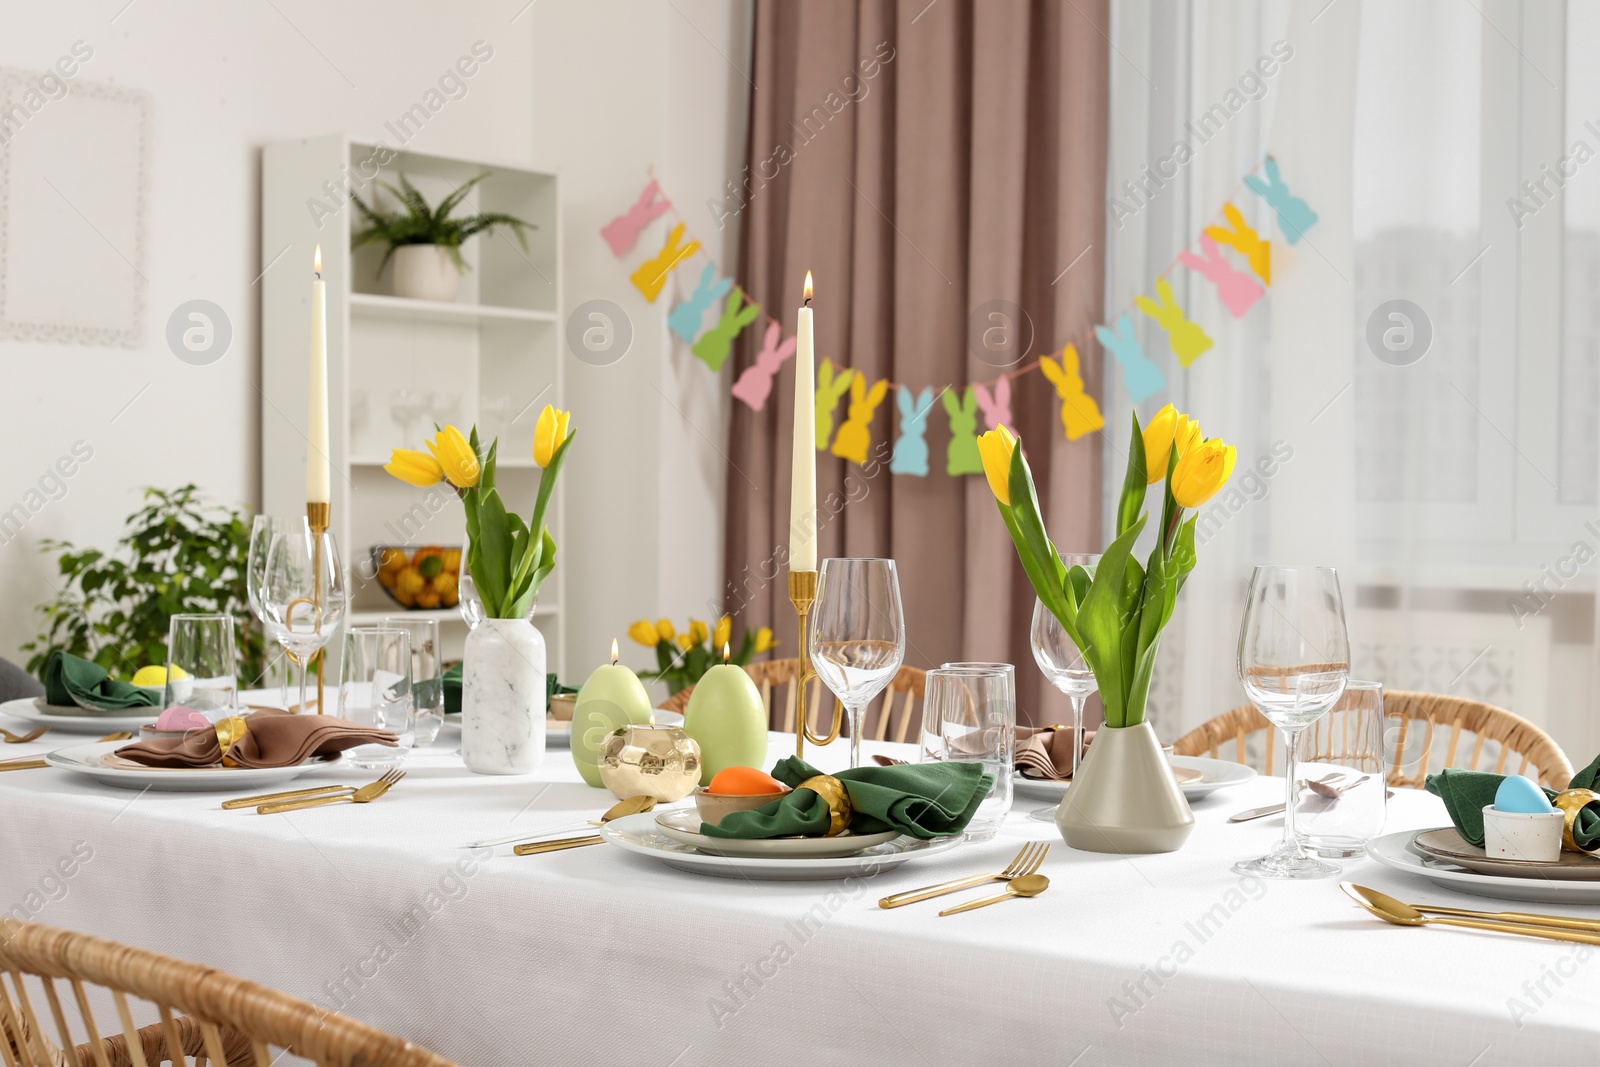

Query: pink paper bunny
left=601, top=179, right=671, bottom=258
left=1179, top=235, right=1263, bottom=319
left=972, top=376, right=1012, bottom=431
left=731, top=322, right=797, bottom=411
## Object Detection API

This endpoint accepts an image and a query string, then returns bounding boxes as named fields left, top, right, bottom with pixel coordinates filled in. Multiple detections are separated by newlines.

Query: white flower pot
left=461, top=617, right=546, bottom=775
left=390, top=244, right=461, bottom=303
left=1055, top=721, right=1194, bottom=853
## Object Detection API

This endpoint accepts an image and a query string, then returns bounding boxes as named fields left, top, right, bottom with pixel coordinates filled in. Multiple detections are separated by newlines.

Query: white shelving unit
left=261, top=136, right=563, bottom=672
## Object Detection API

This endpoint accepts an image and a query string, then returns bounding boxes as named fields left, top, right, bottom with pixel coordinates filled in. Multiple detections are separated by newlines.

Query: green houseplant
left=24, top=485, right=266, bottom=686
left=350, top=171, right=534, bottom=302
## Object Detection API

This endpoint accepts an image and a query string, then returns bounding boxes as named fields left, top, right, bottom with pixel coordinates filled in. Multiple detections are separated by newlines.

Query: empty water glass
left=339, top=627, right=414, bottom=769
left=383, top=616, right=444, bottom=745
left=1297, top=679, right=1387, bottom=857
left=921, top=666, right=1015, bottom=841
left=165, top=614, right=238, bottom=716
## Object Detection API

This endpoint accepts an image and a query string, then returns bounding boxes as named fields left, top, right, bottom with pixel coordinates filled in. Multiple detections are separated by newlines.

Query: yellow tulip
left=655, top=618, right=675, bottom=643
left=627, top=619, right=659, bottom=647
left=754, top=626, right=778, bottom=653
left=687, top=619, right=709, bottom=645
left=676, top=632, right=695, bottom=651
left=712, top=615, right=732, bottom=650
left=1170, top=438, right=1237, bottom=509
left=1143, top=406, right=1202, bottom=483
left=533, top=404, right=572, bottom=468
left=976, top=425, right=1018, bottom=506
left=426, top=426, right=480, bottom=489
left=384, top=448, right=444, bottom=488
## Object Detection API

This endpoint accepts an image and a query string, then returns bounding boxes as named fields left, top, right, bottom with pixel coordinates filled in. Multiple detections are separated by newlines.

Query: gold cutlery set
left=879, top=841, right=1051, bottom=916
left=1343, top=883, right=1600, bottom=945
left=509, top=795, right=658, bottom=855
left=221, top=769, right=405, bottom=814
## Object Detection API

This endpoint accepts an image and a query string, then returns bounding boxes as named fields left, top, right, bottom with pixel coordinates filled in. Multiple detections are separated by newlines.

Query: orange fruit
left=706, top=766, right=788, bottom=796
left=441, top=548, right=462, bottom=574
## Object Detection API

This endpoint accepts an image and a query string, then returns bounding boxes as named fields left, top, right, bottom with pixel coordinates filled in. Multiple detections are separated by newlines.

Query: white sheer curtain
left=1106, top=0, right=1600, bottom=763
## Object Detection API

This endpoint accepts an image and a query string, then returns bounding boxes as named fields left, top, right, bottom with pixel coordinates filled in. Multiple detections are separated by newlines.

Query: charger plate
left=1411, top=827, right=1600, bottom=881
left=600, top=811, right=961, bottom=880
left=1366, top=830, right=1600, bottom=904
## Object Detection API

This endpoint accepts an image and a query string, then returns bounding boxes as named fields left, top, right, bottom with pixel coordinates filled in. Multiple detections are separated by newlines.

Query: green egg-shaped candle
left=682, top=662, right=768, bottom=786
left=572, top=646, right=654, bottom=787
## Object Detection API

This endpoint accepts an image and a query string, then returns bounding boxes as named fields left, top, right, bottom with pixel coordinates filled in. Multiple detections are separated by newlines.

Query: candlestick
left=789, top=272, right=816, bottom=571
left=307, top=501, right=329, bottom=714
left=307, top=245, right=330, bottom=505
left=789, top=568, right=841, bottom=758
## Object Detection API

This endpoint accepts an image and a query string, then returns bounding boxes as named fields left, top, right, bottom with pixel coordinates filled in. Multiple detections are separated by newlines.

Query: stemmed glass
left=811, top=558, right=906, bottom=769
left=246, top=516, right=288, bottom=707
left=1233, top=565, right=1351, bottom=879
left=1028, top=558, right=1099, bottom=819
left=262, top=519, right=347, bottom=714
left=390, top=388, right=428, bottom=444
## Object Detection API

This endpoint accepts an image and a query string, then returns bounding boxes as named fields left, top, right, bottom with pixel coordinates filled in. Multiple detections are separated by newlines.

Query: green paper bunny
left=815, top=359, right=855, bottom=450
left=942, top=386, right=983, bottom=475
left=691, top=288, right=760, bottom=372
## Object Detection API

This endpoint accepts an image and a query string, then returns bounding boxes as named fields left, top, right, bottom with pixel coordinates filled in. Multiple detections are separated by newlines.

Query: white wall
left=0, top=0, right=742, bottom=680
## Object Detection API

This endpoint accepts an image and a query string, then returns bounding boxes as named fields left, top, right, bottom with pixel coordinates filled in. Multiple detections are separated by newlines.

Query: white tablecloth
left=1, top=717, right=1597, bottom=1066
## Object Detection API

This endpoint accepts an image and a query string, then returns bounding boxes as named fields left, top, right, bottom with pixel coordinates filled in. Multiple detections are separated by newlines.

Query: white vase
left=1055, top=721, right=1194, bottom=854
left=390, top=245, right=461, bottom=302
left=461, top=617, right=546, bottom=775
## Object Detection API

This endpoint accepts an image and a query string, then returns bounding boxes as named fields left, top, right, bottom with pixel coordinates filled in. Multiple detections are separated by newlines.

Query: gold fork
left=0, top=727, right=46, bottom=743
left=878, top=841, right=1050, bottom=909
left=97, top=732, right=134, bottom=742
left=257, top=770, right=405, bottom=814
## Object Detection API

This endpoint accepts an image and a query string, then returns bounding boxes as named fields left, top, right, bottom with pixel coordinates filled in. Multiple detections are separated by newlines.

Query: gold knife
left=0, top=760, right=47, bottom=772
left=514, top=835, right=603, bottom=855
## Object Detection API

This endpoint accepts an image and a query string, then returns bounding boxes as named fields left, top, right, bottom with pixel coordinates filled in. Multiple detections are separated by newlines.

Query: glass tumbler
left=921, top=666, right=1016, bottom=841
left=339, top=627, right=415, bottom=770
left=1297, top=680, right=1387, bottom=858
left=384, top=616, right=444, bottom=745
left=165, top=614, right=238, bottom=716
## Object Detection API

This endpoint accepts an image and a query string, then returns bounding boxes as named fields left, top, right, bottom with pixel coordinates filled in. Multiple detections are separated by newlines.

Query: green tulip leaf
left=1117, top=410, right=1148, bottom=538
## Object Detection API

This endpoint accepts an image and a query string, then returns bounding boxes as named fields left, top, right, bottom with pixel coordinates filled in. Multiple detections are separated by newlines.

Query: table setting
left=4, top=273, right=1600, bottom=1064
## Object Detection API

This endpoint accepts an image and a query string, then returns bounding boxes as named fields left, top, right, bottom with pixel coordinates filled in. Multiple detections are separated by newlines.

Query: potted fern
left=351, top=172, right=534, bottom=302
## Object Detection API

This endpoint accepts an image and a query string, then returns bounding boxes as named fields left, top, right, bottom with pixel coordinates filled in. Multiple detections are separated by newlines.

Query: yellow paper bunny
left=630, top=222, right=701, bottom=303
left=1204, top=203, right=1270, bottom=285
left=830, top=374, right=889, bottom=465
left=1134, top=278, right=1214, bottom=368
left=815, top=359, right=855, bottom=450
left=1039, top=344, right=1103, bottom=441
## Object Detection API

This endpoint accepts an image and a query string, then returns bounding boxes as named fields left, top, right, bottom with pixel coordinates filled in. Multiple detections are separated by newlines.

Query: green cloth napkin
left=42, top=651, right=159, bottom=710
left=1425, top=752, right=1600, bottom=848
left=701, top=756, right=995, bottom=841
left=441, top=664, right=574, bottom=716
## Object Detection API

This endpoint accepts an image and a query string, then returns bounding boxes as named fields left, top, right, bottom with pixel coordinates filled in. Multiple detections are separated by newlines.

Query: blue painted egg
left=1494, top=774, right=1556, bottom=813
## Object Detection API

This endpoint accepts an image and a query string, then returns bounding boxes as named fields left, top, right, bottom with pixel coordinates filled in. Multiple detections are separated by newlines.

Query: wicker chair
left=658, top=657, right=928, bottom=746
left=1171, top=689, right=1574, bottom=789
left=0, top=919, right=455, bottom=1067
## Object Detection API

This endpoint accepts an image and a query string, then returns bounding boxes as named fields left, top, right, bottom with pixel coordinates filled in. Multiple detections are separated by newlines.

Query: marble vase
left=461, top=617, right=546, bottom=774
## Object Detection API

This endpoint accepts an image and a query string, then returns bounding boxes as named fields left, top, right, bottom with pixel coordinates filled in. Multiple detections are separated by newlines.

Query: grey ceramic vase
left=1055, top=720, right=1194, bottom=853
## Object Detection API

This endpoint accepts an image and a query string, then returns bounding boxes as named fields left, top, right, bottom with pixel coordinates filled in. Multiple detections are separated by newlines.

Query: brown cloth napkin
left=1015, top=726, right=1092, bottom=781
left=114, top=709, right=397, bottom=769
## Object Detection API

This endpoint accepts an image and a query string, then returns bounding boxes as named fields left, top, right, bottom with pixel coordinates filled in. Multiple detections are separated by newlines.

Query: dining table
left=1, top=705, right=1596, bottom=1066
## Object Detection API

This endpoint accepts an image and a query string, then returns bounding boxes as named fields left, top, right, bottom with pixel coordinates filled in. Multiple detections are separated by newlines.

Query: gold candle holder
left=306, top=501, right=330, bottom=715
left=789, top=569, right=841, bottom=758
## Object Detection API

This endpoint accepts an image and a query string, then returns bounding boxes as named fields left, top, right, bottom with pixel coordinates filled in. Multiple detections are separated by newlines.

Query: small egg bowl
left=1482, top=804, right=1564, bottom=863
left=694, top=786, right=791, bottom=828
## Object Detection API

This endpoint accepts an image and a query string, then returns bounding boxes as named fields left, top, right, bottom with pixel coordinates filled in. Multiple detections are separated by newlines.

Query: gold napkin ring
left=796, top=775, right=852, bottom=837
left=1552, top=788, right=1600, bottom=854
left=213, top=716, right=248, bottom=768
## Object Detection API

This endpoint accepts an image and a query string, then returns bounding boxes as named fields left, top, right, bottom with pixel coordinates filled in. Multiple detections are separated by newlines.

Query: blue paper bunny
left=1244, top=157, right=1318, bottom=244
left=1095, top=314, right=1165, bottom=404
left=668, top=264, right=732, bottom=344
left=890, top=386, right=936, bottom=476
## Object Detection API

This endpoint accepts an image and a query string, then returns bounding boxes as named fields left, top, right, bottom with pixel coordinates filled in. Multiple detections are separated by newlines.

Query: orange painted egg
left=706, top=766, right=788, bottom=796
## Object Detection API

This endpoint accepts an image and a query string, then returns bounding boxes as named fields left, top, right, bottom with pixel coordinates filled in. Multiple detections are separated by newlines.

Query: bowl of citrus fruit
left=372, top=545, right=462, bottom=610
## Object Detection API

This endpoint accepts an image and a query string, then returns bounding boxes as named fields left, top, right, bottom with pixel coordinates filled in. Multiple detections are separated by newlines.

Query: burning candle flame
left=723, top=642, right=731, bottom=663
left=802, top=270, right=813, bottom=303
left=313, top=244, right=322, bottom=276
left=611, top=638, right=619, bottom=665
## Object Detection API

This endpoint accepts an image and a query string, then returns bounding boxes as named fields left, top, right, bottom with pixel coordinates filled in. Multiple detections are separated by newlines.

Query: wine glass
left=811, top=558, right=906, bottom=768
left=1233, top=565, right=1351, bottom=879
left=1027, top=556, right=1099, bottom=819
left=246, top=515, right=288, bottom=707
left=390, top=388, right=428, bottom=443
left=262, top=520, right=347, bottom=714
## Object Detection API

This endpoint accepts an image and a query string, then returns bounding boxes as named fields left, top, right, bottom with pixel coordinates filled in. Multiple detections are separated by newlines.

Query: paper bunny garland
left=630, top=222, right=700, bottom=303
left=890, top=386, right=937, bottom=476
left=831, top=375, right=889, bottom=465
left=691, top=288, right=760, bottom=372
left=1095, top=314, right=1165, bottom=404
left=601, top=179, right=672, bottom=257
left=730, top=322, right=797, bottom=411
left=1244, top=158, right=1318, bottom=245
left=1039, top=345, right=1103, bottom=441
left=1135, top=278, right=1213, bottom=369
left=669, top=264, right=732, bottom=344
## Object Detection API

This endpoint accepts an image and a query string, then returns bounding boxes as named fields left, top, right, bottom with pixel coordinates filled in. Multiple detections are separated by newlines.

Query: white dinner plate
left=651, top=809, right=901, bottom=858
left=1012, top=754, right=1257, bottom=802
left=43, top=741, right=330, bottom=792
left=1367, top=829, right=1600, bottom=904
left=600, top=811, right=962, bottom=880
left=0, top=697, right=158, bottom=735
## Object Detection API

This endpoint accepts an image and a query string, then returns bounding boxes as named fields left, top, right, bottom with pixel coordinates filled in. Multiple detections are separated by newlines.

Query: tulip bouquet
left=627, top=615, right=778, bottom=696
left=384, top=405, right=574, bottom=619
left=978, top=404, right=1234, bottom=729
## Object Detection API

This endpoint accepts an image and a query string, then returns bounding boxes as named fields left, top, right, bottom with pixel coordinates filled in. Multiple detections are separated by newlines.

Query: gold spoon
left=0, top=727, right=46, bottom=743
left=512, top=795, right=658, bottom=856
left=939, top=873, right=1050, bottom=916
left=1342, top=883, right=1600, bottom=934
left=1341, top=883, right=1600, bottom=946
